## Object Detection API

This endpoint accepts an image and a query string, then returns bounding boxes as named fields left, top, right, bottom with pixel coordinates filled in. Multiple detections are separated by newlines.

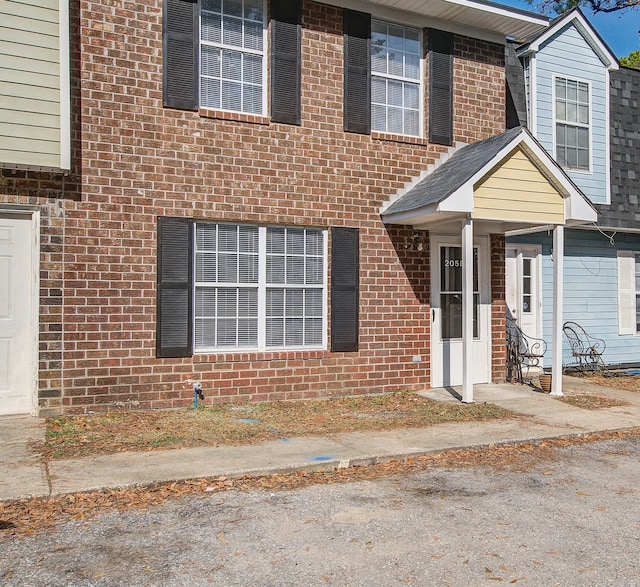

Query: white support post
left=551, top=225, right=564, bottom=396
left=462, top=217, right=474, bottom=403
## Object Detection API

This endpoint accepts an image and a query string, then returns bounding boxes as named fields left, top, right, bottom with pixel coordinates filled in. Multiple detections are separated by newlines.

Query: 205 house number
left=444, top=259, right=462, bottom=267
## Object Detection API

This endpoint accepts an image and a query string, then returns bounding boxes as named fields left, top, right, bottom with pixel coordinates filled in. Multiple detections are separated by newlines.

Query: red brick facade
left=0, top=0, right=508, bottom=414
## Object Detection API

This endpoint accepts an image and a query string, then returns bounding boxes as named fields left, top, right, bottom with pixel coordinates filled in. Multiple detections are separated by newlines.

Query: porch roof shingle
left=383, top=126, right=523, bottom=216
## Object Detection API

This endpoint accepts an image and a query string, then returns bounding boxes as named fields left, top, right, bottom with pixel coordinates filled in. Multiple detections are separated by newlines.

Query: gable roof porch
left=380, top=126, right=597, bottom=402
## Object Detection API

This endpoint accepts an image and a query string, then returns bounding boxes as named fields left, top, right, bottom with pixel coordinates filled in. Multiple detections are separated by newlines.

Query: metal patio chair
left=506, top=316, right=547, bottom=383
left=562, top=321, right=606, bottom=372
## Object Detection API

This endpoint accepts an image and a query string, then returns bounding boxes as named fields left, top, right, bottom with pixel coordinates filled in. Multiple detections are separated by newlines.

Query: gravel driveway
left=2, top=436, right=639, bottom=586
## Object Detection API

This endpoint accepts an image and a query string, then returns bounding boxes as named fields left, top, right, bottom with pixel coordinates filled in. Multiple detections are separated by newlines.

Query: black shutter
left=331, top=227, right=359, bottom=352
left=163, top=0, right=199, bottom=111
left=157, top=217, right=194, bottom=358
left=343, top=9, right=370, bottom=134
left=428, top=29, right=453, bottom=145
left=271, top=0, right=301, bottom=125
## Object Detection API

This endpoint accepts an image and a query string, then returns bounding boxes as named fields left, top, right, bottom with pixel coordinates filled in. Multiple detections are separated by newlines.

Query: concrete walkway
left=2, top=376, right=640, bottom=502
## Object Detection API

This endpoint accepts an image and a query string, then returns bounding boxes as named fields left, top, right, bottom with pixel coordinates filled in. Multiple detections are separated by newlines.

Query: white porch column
left=462, top=217, right=474, bottom=403
left=551, top=225, right=564, bottom=396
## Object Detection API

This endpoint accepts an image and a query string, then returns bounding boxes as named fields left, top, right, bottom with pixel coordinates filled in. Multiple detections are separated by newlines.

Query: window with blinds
left=371, top=20, right=421, bottom=137
left=194, top=222, right=326, bottom=351
left=200, top=0, right=265, bottom=114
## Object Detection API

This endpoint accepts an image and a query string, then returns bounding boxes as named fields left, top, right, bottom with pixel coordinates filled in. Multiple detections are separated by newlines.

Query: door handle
left=432, top=308, right=435, bottom=322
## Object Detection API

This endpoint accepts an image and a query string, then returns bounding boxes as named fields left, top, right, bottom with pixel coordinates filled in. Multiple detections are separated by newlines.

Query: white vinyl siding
left=195, top=222, right=326, bottom=351
left=555, top=77, right=590, bottom=171
left=200, top=0, right=265, bottom=114
left=371, top=20, right=421, bottom=137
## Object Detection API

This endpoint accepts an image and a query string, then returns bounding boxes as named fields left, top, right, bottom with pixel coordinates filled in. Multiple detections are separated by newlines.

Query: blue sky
left=498, top=0, right=639, bottom=58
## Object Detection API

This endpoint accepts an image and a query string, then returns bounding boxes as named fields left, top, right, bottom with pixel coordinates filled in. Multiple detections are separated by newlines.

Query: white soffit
left=323, top=0, right=549, bottom=40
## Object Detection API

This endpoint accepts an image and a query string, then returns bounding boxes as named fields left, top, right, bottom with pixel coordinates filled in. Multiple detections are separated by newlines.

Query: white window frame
left=194, top=222, right=328, bottom=352
left=371, top=19, right=424, bottom=138
left=553, top=75, right=592, bottom=173
left=199, top=0, right=268, bottom=115
left=617, top=250, right=639, bottom=335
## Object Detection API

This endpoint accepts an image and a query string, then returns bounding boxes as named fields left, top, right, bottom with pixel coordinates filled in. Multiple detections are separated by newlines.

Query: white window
left=200, top=0, right=265, bottom=114
left=371, top=20, right=421, bottom=137
left=194, top=223, right=326, bottom=351
left=555, top=77, right=590, bottom=171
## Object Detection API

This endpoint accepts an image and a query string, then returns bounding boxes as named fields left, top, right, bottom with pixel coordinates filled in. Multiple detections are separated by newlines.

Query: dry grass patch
left=44, top=391, right=512, bottom=459
left=578, top=373, right=640, bottom=393
left=556, top=393, right=629, bottom=410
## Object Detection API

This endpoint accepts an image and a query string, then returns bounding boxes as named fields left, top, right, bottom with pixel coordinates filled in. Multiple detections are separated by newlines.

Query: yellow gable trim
left=472, top=148, right=565, bottom=224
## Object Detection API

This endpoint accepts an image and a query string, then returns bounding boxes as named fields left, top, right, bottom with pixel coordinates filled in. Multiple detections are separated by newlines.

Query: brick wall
left=490, top=234, right=507, bottom=383
left=1, top=0, right=508, bottom=414
left=453, top=36, right=506, bottom=143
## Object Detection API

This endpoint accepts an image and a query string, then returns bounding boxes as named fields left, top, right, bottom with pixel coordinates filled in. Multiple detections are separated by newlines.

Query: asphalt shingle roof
left=597, top=66, right=640, bottom=229
left=383, top=126, right=524, bottom=216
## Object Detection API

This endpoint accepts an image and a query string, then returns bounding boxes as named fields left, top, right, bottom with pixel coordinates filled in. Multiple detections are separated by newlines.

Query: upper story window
left=371, top=20, right=421, bottom=137
left=555, top=77, right=590, bottom=171
left=200, top=0, right=266, bottom=114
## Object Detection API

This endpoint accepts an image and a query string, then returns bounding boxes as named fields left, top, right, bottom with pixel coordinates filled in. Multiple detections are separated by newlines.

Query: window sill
left=563, top=168, right=592, bottom=175
left=371, top=131, right=429, bottom=146
left=193, top=348, right=331, bottom=363
left=199, top=108, right=271, bottom=126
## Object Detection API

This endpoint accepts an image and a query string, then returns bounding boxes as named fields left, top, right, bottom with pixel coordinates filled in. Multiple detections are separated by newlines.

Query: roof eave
left=320, top=0, right=549, bottom=39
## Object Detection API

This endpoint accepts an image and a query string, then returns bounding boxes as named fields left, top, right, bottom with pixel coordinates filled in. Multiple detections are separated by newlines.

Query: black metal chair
left=506, top=316, right=547, bottom=383
left=562, top=321, right=606, bottom=372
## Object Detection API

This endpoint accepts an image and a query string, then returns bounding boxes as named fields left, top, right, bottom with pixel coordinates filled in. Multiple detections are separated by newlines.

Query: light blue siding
left=509, top=230, right=640, bottom=368
left=532, top=24, right=609, bottom=205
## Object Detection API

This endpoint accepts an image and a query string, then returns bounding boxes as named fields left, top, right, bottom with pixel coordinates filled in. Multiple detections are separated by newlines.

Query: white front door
left=0, top=213, right=36, bottom=415
left=506, top=245, right=542, bottom=340
left=431, top=235, right=491, bottom=387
